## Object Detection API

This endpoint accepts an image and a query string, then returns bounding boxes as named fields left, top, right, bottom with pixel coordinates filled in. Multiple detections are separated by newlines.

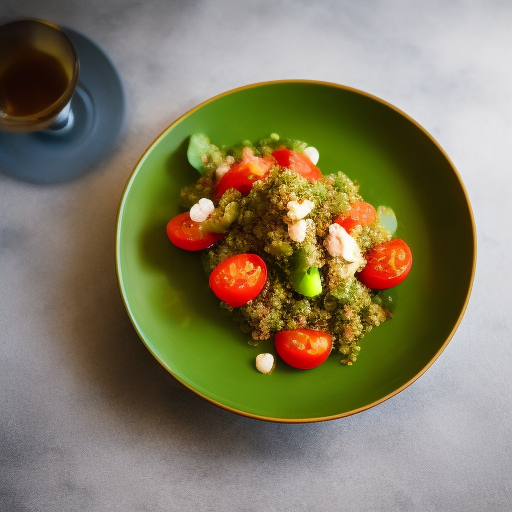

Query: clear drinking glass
left=0, top=18, right=125, bottom=183
left=0, top=19, right=80, bottom=133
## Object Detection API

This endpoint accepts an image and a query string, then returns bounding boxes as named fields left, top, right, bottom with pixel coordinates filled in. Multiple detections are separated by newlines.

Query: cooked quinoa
left=179, top=134, right=394, bottom=365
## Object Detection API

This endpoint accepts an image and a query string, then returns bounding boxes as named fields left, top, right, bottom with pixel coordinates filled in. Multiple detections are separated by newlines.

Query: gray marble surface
left=1, top=1, right=511, bottom=511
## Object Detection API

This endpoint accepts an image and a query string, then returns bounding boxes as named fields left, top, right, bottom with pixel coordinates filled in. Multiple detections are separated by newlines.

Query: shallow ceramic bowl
left=116, top=80, right=476, bottom=422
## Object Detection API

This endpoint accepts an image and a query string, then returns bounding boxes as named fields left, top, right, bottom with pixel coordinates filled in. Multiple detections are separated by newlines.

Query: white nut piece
left=324, top=223, right=362, bottom=262
left=288, top=219, right=308, bottom=242
left=287, top=199, right=315, bottom=222
left=189, top=197, right=215, bottom=222
left=256, top=353, right=275, bottom=374
left=303, top=146, right=319, bottom=165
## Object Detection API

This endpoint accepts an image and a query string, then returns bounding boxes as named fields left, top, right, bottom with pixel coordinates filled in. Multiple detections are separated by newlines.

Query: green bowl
left=116, top=80, right=476, bottom=422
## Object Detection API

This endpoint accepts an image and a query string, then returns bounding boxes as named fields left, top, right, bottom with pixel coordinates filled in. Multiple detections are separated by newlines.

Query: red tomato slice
left=275, top=329, right=333, bottom=370
left=358, top=238, right=412, bottom=289
left=335, top=201, right=377, bottom=233
left=214, top=156, right=273, bottom=199
left=209, top=253, right=267, bottom=307
left=271, top=149, right=323, bottom=181
left=166, top=212, right=224, bottom=251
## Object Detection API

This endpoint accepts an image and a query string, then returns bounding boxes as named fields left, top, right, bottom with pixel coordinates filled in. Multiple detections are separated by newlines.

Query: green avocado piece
left=291, top=265, right=323, bottom=297
left=290, top=249, right=322, bottom=297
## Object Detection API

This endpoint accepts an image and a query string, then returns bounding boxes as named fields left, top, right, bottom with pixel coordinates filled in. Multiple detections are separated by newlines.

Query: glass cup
left=0, top=19, right=79, bottom=133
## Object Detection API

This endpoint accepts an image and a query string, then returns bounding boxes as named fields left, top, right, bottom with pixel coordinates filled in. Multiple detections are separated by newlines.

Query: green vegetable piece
left=187, top=134, right=218, bottom=174
left=201, top=201, right=240, bottom=233
left=377, top=205, right=397, bottom=235
left=291, top=266, right=323, bottom=298
left=291, top=249, right=322, bottom=297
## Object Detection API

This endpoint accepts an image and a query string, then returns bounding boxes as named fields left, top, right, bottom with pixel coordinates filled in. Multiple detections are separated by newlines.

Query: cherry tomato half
left=214, top=156, right=273, bottom=199
left=166, top=212, right=225, bottom=251
left=275, top=329, right=333, bottom=370
left=209, top=253, right=267, bottom=307
left=271, top=149, right=323, bottom=182
left=335, top=201, right=377, bottom=233
left=358, top=238, right=412, bottom=289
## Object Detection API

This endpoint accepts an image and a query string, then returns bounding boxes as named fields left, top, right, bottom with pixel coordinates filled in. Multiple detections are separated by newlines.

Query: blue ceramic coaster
left=0, top=28, right=126, bottom=184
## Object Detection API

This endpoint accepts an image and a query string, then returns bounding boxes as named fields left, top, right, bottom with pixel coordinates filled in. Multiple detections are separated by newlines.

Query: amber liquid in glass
left=0, top=49, right=69, bottom=117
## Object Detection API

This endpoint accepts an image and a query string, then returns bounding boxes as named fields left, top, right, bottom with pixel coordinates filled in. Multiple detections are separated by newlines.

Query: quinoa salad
left=166, top=133, right=412, bottom=372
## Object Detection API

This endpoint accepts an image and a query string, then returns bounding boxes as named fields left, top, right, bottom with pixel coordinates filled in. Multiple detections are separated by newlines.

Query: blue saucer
left=0, top=28, right=126, bottom=184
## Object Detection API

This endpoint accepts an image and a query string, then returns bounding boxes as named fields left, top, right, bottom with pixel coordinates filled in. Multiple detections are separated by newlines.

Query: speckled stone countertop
left=1, top=1, right=511, bottom=511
